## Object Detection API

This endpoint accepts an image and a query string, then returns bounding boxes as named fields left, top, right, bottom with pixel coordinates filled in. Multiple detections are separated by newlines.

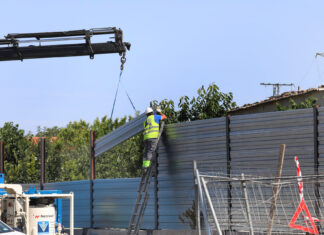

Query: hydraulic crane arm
left=0, top=27, right=130, bottom=61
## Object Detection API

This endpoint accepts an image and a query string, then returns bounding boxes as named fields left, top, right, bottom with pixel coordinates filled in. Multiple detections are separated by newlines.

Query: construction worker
left=143, top=107, right=167, bottom=172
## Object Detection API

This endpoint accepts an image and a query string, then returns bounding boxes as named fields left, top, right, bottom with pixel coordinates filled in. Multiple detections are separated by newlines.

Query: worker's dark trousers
left=143, top=138, right=158, bottom=167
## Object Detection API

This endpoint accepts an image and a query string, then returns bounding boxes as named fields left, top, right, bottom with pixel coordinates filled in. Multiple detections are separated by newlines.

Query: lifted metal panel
left=94, top=113, right=146, bottom=157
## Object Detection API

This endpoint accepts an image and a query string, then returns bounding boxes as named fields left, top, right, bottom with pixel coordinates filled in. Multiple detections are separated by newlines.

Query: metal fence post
left=0, top=141, right=4, bottom=174
left=313, top=106, right=320, bottom=231
left=201, top=176, right=222, bottom=235
left=196, top=169, right=211, bottom=235
left=193, top=160, right=201, bottom=235
left=241, top=174, right=254, bottom=235
left=40, top=138, right=46, bottom=190
left=89, top=131, right=96, bottom=228
left=154, top=148, right=159, bottom=230
left=226, top=114, right=232, bottom=231
left=267, top=144, right=285, bottom=235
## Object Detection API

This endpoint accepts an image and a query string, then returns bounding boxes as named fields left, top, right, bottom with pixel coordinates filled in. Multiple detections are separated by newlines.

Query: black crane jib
left=0, top=27, right=131, bottom=61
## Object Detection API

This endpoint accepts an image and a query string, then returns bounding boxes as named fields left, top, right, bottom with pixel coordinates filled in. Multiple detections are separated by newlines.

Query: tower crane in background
left=315, top=52, right=324, bottom=59
left=260, top=83, right=294, bottom=97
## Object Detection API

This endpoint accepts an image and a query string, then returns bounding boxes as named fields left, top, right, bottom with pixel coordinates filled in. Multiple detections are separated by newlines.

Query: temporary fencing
left=195, top=157, right=324, bottom=235
left=31, top=107, right=324, bottom=231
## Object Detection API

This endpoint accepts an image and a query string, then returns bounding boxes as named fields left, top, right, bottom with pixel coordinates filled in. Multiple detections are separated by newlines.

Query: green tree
left=178, top=200, right=205, bottom=230
left=151, top=83, right=236, bottom=123
left=49, top=120, right=90, bottom=182
left=276, top=97, right=318, bottom=111
left=92, top=115, right=129, bottom=138
left=38, top=116, right=143, bottom=181
left=36, top=126, right=61, bottom=137
left=178, top=200, right=196, bottom=229
left=0, top=122, right=39, bottom=183
left=0, top=122, right=27, bottom=165
left=150, top=99, right=178, bottom=124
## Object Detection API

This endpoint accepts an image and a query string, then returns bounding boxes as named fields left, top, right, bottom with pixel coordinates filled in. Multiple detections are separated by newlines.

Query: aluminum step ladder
left=127, top=122, right=165, bottom=235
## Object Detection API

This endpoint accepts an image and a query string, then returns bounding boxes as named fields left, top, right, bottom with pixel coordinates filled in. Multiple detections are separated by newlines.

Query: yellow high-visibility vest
left=143, top=115, right=159, bottom=140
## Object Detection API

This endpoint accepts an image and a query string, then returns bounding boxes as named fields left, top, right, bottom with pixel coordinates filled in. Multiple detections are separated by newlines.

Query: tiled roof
left=229, top=86, right=324, bottom=113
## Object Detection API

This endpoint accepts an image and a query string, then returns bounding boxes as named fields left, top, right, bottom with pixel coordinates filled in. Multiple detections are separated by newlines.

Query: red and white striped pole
left=294, top=156, right=304, bottom=201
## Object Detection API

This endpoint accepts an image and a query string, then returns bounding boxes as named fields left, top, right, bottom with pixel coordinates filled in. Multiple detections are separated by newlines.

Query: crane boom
left=0, top=27, right=130, bottom=61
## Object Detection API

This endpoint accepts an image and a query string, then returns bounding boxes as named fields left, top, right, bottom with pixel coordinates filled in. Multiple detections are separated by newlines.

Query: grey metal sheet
left=317, top=106, right=324, bottom=173
left=157, top=174, right=195, bottom=230
left=226, top=108, right=315, bottom=232
left=157, top=117, right=227, bottom=229
left=94, top=113, right=146, bottom=157
left=156, top=109, right=317, bottom=229
left=93, top=178, right=155, bottom=229
left=230, top=108, right=314, bottom=176
left=230, top=108, right=312, bottom=122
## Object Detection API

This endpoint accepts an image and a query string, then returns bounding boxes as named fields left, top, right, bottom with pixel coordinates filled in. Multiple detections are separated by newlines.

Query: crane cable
left=110, top=70, right=123, bottom=121
left=110, top=53, right=137, bottom=121
left=121, top=80, right=137, bottom=112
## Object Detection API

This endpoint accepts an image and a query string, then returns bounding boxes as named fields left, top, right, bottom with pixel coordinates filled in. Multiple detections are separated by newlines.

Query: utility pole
left=260, top=83, right=294, bottom=97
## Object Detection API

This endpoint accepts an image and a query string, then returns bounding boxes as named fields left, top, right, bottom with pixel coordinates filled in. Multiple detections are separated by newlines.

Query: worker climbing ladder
left=127, top=122, right=165, bottom=235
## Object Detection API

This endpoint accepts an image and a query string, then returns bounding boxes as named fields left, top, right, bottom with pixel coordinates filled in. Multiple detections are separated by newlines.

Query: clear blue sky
left=1, top=1, right=324, bottom=133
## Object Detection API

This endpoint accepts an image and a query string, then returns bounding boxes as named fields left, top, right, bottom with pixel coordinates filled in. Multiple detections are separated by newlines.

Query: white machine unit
left=0, top=184, right=74, bottom=235
left=29, top=205, right=56, bottom=235
left=1, top=198, right=25, bottom=229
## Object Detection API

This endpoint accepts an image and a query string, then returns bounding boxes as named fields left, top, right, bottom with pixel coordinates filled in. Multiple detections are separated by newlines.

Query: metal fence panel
left=27, top=107, right=322, bottom=231
left=94, top=113, right=146, bottom=157
left=317, top=106, right=324, bottom=173
left=157, top=117, right=227, bottom=229
left=229, top=108, right=315, bottom=230
left=156, top=108, right=317, bottom=230
left=230, top=108, right=314, bottom=176
left=44, top=180, right=90, bottom=228
left=93, top=178, right=155, bottom=229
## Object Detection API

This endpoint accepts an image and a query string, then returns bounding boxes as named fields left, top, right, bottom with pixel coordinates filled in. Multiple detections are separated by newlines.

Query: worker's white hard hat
left=156, top=107, right=162, bottom=113
left=145, top=107, right=153, bottom=114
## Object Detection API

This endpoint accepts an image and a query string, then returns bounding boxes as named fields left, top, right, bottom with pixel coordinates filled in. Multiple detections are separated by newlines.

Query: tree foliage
left=0, top=122, right=39, bottom=183
left=0, top=117, right=143, bottom=183
left=0, top=83, right=235, bottom=183
left=276, top=97, right=318, bottom=111
left=151, top=83, right=236, bottom=124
